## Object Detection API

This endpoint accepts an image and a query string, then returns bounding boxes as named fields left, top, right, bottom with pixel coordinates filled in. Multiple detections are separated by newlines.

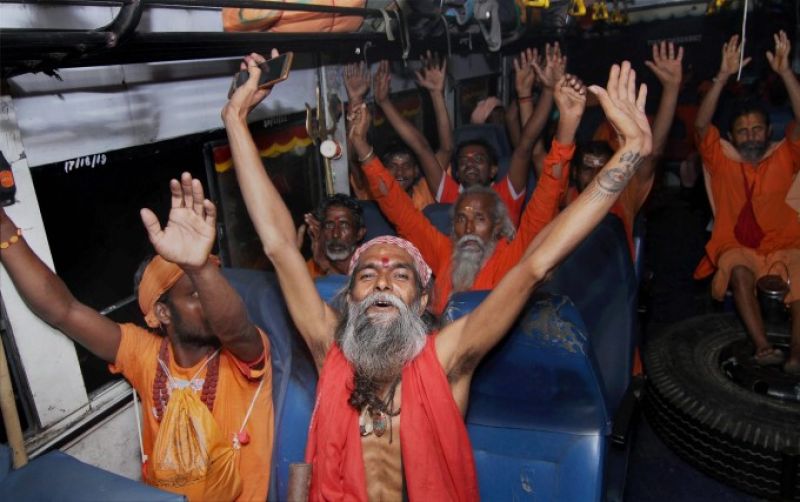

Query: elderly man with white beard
left=357, top=71, right=589, bottom=315
left=223, top=50, right=652, bottom=501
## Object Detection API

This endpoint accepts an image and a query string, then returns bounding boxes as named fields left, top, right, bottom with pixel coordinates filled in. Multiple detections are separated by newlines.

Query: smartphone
left=228, top=52, right=293, bottom=98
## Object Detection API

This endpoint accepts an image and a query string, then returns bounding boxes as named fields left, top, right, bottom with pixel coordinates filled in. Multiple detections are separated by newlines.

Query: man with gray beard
left=694, top=31, right=800, bottom=373
left=225, top=50, right=652, bottom=500
left=299, top=193, right=366, bottom=278
left=358, top=73, right=590, bottom=314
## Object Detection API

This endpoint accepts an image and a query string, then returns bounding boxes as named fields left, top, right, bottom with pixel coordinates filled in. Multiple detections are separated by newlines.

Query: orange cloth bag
left=145, top=388, right=243, bottom=501
left=223, top=0, right=365, bottom=33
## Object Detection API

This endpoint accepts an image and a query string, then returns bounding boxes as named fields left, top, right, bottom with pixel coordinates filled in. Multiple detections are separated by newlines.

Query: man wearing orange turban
left=0, top=174, right=273, bottom=501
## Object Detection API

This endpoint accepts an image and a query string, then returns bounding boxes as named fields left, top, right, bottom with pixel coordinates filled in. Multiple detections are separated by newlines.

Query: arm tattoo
left=586, top=150, right=644, bottom=201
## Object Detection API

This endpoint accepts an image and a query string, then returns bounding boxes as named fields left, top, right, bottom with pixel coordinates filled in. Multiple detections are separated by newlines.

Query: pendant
left=237, top=431, right=251, bottom=446
left=359, top=408, right=373, bottom=437
left=372, top=411, right=387, bottom=438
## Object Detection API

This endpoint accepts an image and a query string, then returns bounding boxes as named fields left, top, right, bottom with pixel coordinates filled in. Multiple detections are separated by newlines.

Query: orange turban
left=137, top=255, right=220, bottom=328
left=138, top=256, right=185, bottom=328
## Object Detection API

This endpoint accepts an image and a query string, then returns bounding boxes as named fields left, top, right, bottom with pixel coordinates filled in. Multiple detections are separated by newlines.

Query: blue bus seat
left=222, top=268, right=317, bottom=502
left=422, top=203, right=452, bottom=235
left=314, top=273, right=348, bottom=303
left=540, top=213, right=638, bottom=414
left=0, top=445, right=184, bottom=501
left=445, top=291, right=609, bottom=501
left=357, top=200, right=395, bottom=240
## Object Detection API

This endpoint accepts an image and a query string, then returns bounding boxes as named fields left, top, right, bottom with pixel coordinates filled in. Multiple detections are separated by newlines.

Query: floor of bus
left=623, top=178, right=755, bottom=501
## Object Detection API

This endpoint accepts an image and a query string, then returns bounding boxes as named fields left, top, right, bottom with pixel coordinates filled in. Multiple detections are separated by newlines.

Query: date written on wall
left=63, top=154, right=108, bottom=173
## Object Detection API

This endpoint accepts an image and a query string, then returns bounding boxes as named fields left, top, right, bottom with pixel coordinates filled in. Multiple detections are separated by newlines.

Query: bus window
left=206, top=113, right=325, bottom=270
left=30, top=132, right=219, bottom=393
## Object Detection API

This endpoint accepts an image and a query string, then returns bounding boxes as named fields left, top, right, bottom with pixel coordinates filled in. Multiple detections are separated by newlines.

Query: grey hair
left=452, top=185, right=516, bottom=241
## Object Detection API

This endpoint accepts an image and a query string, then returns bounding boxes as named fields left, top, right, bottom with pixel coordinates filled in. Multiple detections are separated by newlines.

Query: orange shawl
left=305, top=335, right=478, bottom=501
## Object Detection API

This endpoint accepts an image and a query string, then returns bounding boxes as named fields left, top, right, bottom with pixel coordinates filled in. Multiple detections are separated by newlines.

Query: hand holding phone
left=228, top=52, right=294, bottom=98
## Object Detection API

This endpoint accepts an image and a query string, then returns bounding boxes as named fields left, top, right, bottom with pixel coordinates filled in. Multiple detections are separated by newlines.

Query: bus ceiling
left=0, top=0, right=782, bottom=79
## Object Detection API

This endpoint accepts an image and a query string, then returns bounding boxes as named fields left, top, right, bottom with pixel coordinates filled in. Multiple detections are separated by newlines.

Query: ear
left=417, top=291, right=430, bottom=313
left=356, top=226, right=367, bottom=242
left=154, top=302, right=172, bottom=327
left=490, top=164, right=498, bottom=179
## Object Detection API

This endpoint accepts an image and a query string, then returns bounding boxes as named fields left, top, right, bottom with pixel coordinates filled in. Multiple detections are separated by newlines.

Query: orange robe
left=350, top=172, right=435, bottom=211
left=111, top=324, right=273, bottom=502
left=364, top=139, right=572, bottom=314
left=694, top=124, right=800, bottom=279
left=305, top=335, right=479, bottom=501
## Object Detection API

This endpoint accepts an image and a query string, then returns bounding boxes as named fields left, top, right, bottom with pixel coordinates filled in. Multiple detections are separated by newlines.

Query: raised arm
left=438, top=61, right=651, bottom=379
left=696, top=35, right=751, bottom=138
left=0, top=208, right=121, bottom=362
left=373, top=60, right=445, bottom=192
left=513, top=48, right=539, bottom=127
left=416, top=51, right=454, bottom=169
left=222, top=52, right=336, bottom=367
left=767, top=30, right=800, bottom=141
left=638, top=41, right=683, bottom=195
left=141, top=173, right=262, bottom=362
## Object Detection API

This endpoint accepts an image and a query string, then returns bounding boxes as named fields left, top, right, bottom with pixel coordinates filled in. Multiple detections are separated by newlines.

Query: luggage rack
left=0, top=0, right=502, bottom=78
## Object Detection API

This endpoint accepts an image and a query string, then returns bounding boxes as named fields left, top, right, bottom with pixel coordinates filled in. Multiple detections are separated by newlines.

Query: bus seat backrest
left=540, top=213, right=637, bottom=414
left=422, top=203, right=453, bottom=235
left=444, top=290, right=610, bottom=501
left=315, top=274, right=348, bottom=304
left=357, top=200, right=396, bottom=239
left=222, top=268, right=316, bottom=501
left=0, top=445, right=183, bottom=501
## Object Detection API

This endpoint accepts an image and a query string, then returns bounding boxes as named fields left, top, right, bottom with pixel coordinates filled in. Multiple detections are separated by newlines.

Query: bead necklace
left=151, top=338, right=220, bottom=422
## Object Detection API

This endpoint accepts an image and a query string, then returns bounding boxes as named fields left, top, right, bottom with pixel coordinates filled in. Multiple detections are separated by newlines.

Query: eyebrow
left=355, top=261, right=414, bottom=274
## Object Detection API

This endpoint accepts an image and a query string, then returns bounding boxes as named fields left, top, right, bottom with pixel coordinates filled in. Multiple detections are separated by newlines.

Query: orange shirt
left=364, top=139, right=572, bottom=314
left=111, top=324, right=273, bottom=502
left=307, top=258, right=326, bottom=279
left=694, top=124, right=800, bottom=278
left=350, top=172, right=435, bottom=211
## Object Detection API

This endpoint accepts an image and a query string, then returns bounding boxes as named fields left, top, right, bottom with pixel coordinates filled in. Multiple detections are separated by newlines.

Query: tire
left=644, top=313, right=800, bottom=500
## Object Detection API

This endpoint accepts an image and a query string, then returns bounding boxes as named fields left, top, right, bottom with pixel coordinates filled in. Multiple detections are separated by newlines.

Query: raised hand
left=718, top=34, right=751, bottom=79
left=343, top=61, right=371, bottom=104
left=415, top=51, right=447, bottom=93
left=513, top=48, right=538, bottom=97
left=766, top=30, right=792, bottom=76
left=553, top=73, right=587, bottom=118
left=645, top=41, right=684, bottom=89
left=141, top=173, right=216, bottom=269
left=532, top=42, right=567, bottom=90
left=588, top=61, right=651, bottom=155
left=222, top=50, right=279, bottom=122
left=347, top=98, right=372, bottom=148
left=373, top=60, right=391, bottom=105
left=303, top=212, right=331, bottom=272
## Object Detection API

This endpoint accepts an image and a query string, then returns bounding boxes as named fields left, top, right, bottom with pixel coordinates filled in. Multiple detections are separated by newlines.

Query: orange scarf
left=305, top=335, right=479, bottom=501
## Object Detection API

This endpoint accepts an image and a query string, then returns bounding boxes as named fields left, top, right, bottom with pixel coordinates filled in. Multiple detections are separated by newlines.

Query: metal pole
left=0, top=333, right=28, bottom=469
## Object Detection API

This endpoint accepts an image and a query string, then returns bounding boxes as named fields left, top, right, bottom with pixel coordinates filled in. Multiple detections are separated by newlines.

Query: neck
left=330, top=257, right=351, bottom=275
left=167, top=335, right=217, bottom=367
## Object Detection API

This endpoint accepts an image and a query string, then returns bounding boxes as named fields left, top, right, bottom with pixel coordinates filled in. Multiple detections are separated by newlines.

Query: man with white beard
left=223, top=50, right=652, bottom=500
left=358, top=72, right=588, bottom=314
left=299, top=193, right=366, bottom=278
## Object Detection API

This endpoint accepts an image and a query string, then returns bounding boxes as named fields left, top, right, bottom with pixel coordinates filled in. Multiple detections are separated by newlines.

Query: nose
left=374, top=272, right=390, bottom=291
left=332, top=225, right=342, bottom=239
left=464, top=218, right=475, bottom=234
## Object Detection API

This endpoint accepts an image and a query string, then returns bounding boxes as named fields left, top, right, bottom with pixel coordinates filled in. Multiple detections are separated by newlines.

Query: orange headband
left=137, top=255, right=220, bottom=328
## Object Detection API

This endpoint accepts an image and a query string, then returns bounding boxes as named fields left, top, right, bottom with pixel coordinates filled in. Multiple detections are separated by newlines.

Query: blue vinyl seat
left=0, top=445, right=184, bottom=501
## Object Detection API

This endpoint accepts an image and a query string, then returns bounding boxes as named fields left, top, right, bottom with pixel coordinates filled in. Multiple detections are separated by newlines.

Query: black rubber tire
left=644, top=313, right=800, bottom=500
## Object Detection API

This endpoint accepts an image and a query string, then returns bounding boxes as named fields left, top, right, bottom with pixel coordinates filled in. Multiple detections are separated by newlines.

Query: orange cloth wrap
left=305, top=335, right=479, bottom=501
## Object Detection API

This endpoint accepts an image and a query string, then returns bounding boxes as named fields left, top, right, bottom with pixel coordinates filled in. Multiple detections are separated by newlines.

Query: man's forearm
left=651, top=83, right=680, bottom=157
left=223, top=113, right=297, bottom=254
left=781, top=70, right=800, bottom=134
left=695, top=75, right=727, bottom=135
left=430, top=91, right=453, bottom=158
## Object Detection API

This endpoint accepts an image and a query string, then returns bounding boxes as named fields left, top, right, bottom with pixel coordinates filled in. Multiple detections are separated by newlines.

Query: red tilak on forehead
left=381, top=256, right=390, bottom=267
